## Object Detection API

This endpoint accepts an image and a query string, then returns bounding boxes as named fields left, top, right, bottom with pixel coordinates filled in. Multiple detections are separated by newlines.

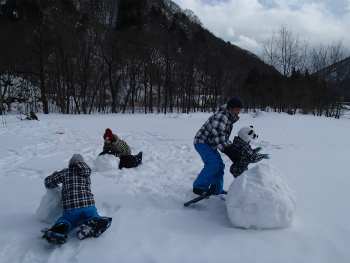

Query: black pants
left=119, top=152, right=142, bottom=169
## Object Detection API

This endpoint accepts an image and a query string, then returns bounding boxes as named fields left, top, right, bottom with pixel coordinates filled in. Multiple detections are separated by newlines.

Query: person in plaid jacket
left=192, top=97, right=243, bottom=196
left=228, top=126, right=270, bottom=178
left=41, top=154, right=111, bottom=244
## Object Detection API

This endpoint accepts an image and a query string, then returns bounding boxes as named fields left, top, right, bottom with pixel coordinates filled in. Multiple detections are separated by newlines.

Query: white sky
left=170, top=0, right=350, bottom=56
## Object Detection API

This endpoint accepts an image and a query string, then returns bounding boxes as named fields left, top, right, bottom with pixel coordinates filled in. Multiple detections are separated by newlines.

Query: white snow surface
left=226, top=163, right=297, bottom=229
left=0, top=111, right=349, bottom=263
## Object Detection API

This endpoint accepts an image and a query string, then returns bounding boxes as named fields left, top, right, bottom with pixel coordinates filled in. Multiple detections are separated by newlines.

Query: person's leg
left=77, top=206, right=112, bottom=239
left=42, top=209, right=81, bottom=244
left=54, top=208, right=84, bottom=233
left=193, top=143, right=222, bottom=193
left=213, top=150, right=225, bottom=195
left=81, top=206, right=100, bottom=222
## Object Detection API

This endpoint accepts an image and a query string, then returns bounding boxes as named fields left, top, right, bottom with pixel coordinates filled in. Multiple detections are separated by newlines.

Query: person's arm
left=44, top=169, right=66, bottom=188
left=246, top=147, right=265, bottom=163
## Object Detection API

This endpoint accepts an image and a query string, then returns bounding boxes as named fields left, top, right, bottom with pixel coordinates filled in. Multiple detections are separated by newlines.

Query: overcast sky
left=170, top=0, right=350, bottom=56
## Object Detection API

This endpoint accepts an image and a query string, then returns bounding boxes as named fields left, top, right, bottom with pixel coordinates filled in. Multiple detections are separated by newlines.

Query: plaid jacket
left=44, top=161, right=95, bottom=210
left=229, top=136, right=264, bottom=178
left=103, top=139, right=131, bottom=157
left=194, top=105, right=239, bottom=152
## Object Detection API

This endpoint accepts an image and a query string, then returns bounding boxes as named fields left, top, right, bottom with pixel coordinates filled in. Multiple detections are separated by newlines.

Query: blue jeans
left=193, top=143, right=225, bottom=195
left=55, top=206, right=100, bottom=233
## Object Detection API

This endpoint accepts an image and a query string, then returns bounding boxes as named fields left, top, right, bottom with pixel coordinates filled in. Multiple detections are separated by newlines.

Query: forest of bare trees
left=261, top=26, right=349, bottom=118
left=1, top=0, right=349, bottom=118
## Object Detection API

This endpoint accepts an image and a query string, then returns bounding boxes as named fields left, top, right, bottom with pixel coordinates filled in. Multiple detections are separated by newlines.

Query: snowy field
left=0, top=111, right=349, bottom=263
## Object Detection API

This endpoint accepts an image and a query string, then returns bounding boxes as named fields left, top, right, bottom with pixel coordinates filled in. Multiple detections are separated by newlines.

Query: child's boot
left=42, top=222, right=69, bottom=244
left=77, top=217, right=112, bottom=240
left=137, top=151, right=142, bottom=164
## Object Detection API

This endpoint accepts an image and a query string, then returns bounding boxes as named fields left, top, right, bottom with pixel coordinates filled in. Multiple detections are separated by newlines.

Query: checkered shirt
left=44, top=161, right=95, bottom=210
left=229, top=136, right=264, bottom=178
left=194, top=105, right=239, bottom=152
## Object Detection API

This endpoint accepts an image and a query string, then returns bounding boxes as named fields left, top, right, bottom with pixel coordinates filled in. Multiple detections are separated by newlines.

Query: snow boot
left=77, top=217, right=112, bottom=240
left=193, top=184, right=217, bottom=196
left=136, top=151, right=142, bottom=164
left=42, top=222, right=69, bottom=244
left=185, top=185, right=217, bottom=207
left=193, top=187, right=205, bottom=195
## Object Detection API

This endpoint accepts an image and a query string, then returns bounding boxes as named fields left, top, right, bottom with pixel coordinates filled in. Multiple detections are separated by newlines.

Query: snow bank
left=35, top=187, right=63, bottom=224
left=226, top=163, right=297, bottom=229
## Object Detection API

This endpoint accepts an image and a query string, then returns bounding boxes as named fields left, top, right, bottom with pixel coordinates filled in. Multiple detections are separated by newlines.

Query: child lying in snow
left=225, top=126, right=270, bottom=178
left=41, top=154, right=112, bottom=244
left=99, top=128, right=142, bottom=169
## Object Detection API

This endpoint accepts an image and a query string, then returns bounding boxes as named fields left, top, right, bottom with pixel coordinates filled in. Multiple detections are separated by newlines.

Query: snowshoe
left=184, top=185, right=217, bottom=207
left=41, top=229, right=68, bottom=244
left=77, top=217, right=112, bottom=240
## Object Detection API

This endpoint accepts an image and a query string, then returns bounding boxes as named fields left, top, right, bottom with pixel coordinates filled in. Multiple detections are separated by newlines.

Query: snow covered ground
left=0, top=111, right=349, bottom=263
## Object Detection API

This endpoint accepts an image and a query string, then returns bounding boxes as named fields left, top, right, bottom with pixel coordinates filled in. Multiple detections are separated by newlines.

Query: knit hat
left=103, top=128, right=114, bottom=140
left=69, top=154, right=84, bottom=166
left=238, top=126, right=258, bottom=143
left=227, top=96, right=243, bottom=109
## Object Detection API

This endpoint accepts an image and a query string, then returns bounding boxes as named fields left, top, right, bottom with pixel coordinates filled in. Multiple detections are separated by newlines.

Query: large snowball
left=226, top=163, right=297, bottom=229
left=35, top=187, right=63, bottom=224
left=94, top=154, right=119, bottom=171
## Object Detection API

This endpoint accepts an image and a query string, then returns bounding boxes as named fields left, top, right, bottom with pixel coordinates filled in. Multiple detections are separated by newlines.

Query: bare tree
left=309, top=43, right=328, bottom=74
left=262, top=25, right=309, bottom=77
left=309, top=40, right=349, bottom=118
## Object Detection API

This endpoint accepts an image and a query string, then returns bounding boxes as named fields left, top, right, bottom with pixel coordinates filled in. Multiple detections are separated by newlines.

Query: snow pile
left=93, top=154, right=119, bottom=171
left=226, top=163, right=297, bottom=229
left=35, top=187, right=63, bottom=224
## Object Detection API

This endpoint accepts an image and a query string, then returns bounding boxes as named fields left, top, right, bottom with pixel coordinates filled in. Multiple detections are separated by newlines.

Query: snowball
left=94, top=154, right=119, bottom=171
left=226, top=163, right=297, bottom=229
left=35, top=187, right=63, bottom=224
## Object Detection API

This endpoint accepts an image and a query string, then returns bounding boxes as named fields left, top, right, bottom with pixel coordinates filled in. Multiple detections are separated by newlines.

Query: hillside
left=2, top=0, right=346, bottom=117
left=117, top=0, right=276, bottom=78
left=0, top=0, right=279, bottom=115
left=313, top=56, right=350, bottom=97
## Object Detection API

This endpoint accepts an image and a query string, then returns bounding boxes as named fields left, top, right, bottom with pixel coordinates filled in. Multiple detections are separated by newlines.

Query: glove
left=253, top=147, right=263, bottom=154
left=99, top=150, right=112, bottom=156
left=262, top=154, right=270, bottom=159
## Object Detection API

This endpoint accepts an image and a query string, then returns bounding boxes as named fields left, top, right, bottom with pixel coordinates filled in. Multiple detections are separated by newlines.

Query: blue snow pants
left=193, top=143, right=225, bottom=195
left=55, top=206, right=101, bottom=233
